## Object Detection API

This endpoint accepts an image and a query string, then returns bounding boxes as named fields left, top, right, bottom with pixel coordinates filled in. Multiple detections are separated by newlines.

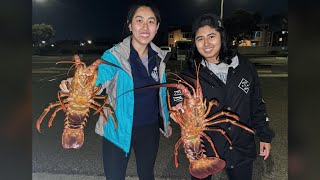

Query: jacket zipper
left=137, top=55, right=156, bottom=77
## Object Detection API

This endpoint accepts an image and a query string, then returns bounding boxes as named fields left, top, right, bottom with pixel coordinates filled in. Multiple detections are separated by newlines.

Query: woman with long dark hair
left=171, top=13, right=274, bottom=180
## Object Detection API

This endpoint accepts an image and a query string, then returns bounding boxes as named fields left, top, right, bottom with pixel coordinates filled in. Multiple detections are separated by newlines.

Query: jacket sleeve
left=95, top=50, right=118, bottom=86
left=250, top=63, right=275, bottom=143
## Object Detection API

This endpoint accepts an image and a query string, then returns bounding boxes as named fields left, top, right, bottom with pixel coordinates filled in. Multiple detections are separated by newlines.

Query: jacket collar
left=129, top=41, right=158, bottom=61
left=120, top=36, right=166, bottom=60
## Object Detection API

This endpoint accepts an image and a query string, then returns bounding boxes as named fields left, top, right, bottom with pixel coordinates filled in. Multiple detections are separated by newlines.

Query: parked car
left=175, top=40, right=191, bottom=61
left=160, top=46, right=171, bottom=53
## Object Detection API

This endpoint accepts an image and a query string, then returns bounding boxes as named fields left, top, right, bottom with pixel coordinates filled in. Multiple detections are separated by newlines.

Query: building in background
left=168, top=25, right=192, bottom=47
left=250, top=24, right=273, bottom=47
left=167, top=26, right=192, bottom=60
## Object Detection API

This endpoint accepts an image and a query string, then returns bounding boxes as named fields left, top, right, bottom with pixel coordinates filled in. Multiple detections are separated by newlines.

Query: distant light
left=34, top=0, right=47, bottom=3
left=279, top=38, right=283, bottom=42
left=42, top=40, right=46, bottom=44
left=87, top=40, right=92, bottom=44
left=51, top=44, right=54, bottom=47
left=232, top=40, right=236, bottom=46
left=282, top=31, right=286, bottom=34
left=80, top=43, right=85, bottom=46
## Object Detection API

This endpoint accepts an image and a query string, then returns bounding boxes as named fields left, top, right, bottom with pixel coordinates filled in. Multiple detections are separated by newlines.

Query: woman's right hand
left=59, top=78, right=73, bottom=93
left=169, top=102, right=184, bottom=122
left=171, top=102, right=184, bottom=113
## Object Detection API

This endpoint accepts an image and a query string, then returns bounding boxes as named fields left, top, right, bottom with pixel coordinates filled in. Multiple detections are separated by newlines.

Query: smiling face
left=128, top=6, right=159, bottom=49
left=195, top=25, right=222, bottom=64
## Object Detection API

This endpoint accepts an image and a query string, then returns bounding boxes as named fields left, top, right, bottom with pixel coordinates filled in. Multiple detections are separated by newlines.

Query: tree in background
left=264, top=14, right=288, bottom=31
left=223, top=9, right=261, bottom=45
left=32, top=23, right=56, bottom=47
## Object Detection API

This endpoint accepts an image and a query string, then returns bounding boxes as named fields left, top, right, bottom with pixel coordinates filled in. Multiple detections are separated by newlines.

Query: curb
left=32, top=173, right=184, bottom=180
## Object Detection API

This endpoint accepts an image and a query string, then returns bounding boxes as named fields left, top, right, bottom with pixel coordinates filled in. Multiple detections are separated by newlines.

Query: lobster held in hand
left=160, top=65, right=255, bottom=178
left=36, top=55, right=118, bottom=149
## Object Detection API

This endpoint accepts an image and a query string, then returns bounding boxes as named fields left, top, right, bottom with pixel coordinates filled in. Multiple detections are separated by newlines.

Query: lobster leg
left=166, top=89, right=174, bottom=112
left=90, top=99, right=117, bottom=129
left=202, top=99, right=219, bottom=119
left=200, top=132, right=219, bottom=158
left=48, top=107, right=64, bottom=128
left=92, top=96, right=105, bottom=100
left=58, top=91, right=69, bottom=111
left=89, top=104, right=109, bottom=123
left=91, top=99, right=103, bottom=107
left=174, top=137, right=183, bottom=168
left=36, top=101, right=62, bottom=132
left=204, top=128, right=232, bottom=145
left=206, top=118, right=255, bottom=134
left=180, top=113, right=193, bottom=127
left=92, top=84, right=102, bottom=96
left=205, top=110, right=239, bottom=122
left=92, top=94, right=109, bottom=115
left=93, top=104, right=118, bottom=129
left=170, top=112, right=184, bottom=128
left=104, top=104, right=118, bottom=129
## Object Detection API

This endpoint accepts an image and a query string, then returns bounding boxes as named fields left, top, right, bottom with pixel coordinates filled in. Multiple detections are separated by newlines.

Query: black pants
left=191, top=163, right=253, bottom=180
left=102, top=123, right=160, bottom=180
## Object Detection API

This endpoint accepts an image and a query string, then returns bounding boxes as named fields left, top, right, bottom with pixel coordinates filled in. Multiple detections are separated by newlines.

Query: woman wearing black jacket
left=170, top=13, right=274, bottom=180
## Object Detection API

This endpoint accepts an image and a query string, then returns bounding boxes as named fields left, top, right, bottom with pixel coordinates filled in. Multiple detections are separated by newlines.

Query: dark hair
left=122, top=1, right=161, bottom=38
left=186, top=13, right=236, bottom=66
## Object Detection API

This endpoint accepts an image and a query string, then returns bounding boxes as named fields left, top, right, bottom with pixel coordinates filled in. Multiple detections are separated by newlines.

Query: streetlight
left=220, top=0, right=224, bottom=19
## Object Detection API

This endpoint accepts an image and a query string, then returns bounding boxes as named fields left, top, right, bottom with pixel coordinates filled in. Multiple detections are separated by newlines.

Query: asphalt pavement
left=32, top=173, right=179, bottom=180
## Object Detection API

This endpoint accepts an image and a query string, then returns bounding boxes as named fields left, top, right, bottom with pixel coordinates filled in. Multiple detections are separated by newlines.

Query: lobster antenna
left=167, top=77, right=182, bottom=82
left=99, top=60, right=123, bottom=70
left=56, top=61, right=86, bottom=76
left=56, top=61, right=76, bottom=76
left=167, top=72, right=196, bottom=95
left=195, top=60, right=201, bottom=96
left=108, top=83, right=176, bottom=104
left=67, top=64, right=77, bottom=76
left=108, top=73, right=192, bottom=104
left=56, top=61, right=74, bottom=65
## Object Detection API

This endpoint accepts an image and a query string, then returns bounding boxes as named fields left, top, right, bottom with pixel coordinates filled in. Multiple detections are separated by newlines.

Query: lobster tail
left=62, top=128, right=84, bottom=149
left=189, top=157, right=226, bottom=179
left=62, top=114, right=86, bottom=149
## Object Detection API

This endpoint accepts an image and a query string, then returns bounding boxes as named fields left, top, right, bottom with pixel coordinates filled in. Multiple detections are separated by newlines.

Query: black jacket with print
left=169, top=54, right=274, bottom=168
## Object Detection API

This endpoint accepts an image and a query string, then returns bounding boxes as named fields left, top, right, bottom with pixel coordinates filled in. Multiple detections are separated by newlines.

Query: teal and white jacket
left=94, top=36, right=170, bottom=154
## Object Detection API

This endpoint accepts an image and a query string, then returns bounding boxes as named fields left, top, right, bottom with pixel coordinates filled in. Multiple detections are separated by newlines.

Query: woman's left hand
left=166, top=124, right=172, bottom=138
left=259, top=142, right=271, bottom=160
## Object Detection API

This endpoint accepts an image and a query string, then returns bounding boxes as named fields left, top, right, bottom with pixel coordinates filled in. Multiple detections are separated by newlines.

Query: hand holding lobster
left=59, top=57, right=103, bottom=93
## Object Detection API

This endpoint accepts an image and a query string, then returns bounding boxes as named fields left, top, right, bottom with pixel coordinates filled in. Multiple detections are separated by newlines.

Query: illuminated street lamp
left=87, top=40, right=92, bottom=44
left=220, top=0, right=224, bottom=19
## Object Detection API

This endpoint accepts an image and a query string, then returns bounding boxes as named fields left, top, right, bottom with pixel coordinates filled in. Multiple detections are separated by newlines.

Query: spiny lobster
left=36, top=55, right=118, bottom=149
left=145, top=63, right=255, bottom=178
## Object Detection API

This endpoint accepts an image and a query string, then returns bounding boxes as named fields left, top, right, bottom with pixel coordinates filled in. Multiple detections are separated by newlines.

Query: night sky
left=32, top=0, right=288, bottom=41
